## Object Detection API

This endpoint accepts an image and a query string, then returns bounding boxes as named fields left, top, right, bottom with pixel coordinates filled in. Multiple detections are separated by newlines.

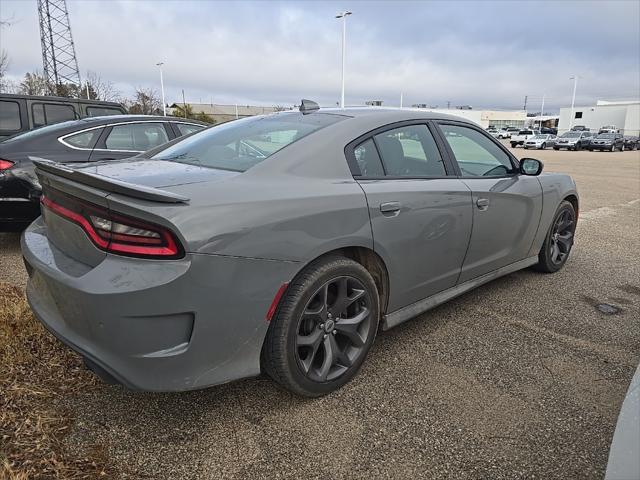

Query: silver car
left=524, top=134, right=557, bottom=150
left=22, top=105, right=579, bottom=396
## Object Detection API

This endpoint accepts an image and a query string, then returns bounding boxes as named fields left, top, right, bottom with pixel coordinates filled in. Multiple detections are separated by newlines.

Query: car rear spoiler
left=31, top=158, right=190, bottom=204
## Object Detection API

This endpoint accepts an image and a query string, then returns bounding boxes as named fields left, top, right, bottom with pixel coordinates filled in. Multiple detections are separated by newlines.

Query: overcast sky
left=1, top=0, right=639, bottom=111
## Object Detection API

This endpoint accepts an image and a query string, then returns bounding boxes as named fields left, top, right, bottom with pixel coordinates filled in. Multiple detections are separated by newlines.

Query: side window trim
left=344, top=120, right=456, bottom=180
left=432, top=120, right=520, bottom=178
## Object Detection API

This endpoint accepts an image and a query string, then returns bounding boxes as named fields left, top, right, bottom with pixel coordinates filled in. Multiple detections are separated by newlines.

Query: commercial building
left=557, top=100, right=640, bottom=135
left=408, top=107, right=527, bottom=129
left=168, top=103, right=282, bottom=124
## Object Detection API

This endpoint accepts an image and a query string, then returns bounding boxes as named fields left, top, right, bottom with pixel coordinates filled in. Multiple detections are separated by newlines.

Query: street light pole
left=335, top=11, right=352, bottom=109
left=539, top=94, right=545, bottom=130
left=156, top=62, right=166, bottom=116
left=569, top=75, right=579, bottom=129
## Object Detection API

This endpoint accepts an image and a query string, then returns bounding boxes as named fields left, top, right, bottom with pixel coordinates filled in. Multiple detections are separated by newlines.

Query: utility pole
left=335, top=11, right=352, bottom=108
left=569, top=75, right=580, bottom=129
left=539, top=94, right=545, bottom=130
left=182, top=89, right=186, bottom=118
left=523, top=95, right=528, bottom=112
left=400, top=92, right=403, bottom=109
left=156, top=62, right=166, bottom=116
left=447, top=100, right=451, bottom=110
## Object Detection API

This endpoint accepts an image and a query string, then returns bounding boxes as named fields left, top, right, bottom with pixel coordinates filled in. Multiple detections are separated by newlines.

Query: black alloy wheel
left=534, top=200, right=576, bottom=273
left=262, top=256, right=379, bottom=396
left=295, top=276, right=373, bottom=382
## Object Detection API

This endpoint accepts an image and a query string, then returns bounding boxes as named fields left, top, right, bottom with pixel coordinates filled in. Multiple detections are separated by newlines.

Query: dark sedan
left=623, top=136, right=639, bottom=151
left=0, top=115, right=207, bottom=229
left=588, top=133, right=625, bottom=152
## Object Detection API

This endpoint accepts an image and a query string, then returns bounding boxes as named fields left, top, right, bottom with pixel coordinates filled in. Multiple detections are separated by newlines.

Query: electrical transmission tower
left=37, top=0, right=81, bottom=95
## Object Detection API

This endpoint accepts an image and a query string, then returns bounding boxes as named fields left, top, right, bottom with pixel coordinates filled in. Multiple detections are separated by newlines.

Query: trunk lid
left=34, top=159, right=238, bottom=266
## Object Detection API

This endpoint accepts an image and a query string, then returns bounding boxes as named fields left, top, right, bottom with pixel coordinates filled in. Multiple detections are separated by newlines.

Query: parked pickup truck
left=510, top=129, right=538, bottom=148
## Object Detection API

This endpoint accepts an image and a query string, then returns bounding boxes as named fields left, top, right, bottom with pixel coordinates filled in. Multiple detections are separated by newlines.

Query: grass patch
left=0, top=283, right=113, bottom=479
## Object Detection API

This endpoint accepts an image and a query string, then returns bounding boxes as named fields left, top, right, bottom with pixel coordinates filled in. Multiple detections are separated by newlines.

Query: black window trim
left=344, top=119, right=458, bottom=180
left=432, top=120, right=521, bottom=179
left=31, top=102, right=77, bottom=128
left=0, top=99, right=23, bottom=133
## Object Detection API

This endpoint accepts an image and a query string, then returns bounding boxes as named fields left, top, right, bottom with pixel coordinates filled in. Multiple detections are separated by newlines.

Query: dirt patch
left=0, top=283, right=114, bottom=479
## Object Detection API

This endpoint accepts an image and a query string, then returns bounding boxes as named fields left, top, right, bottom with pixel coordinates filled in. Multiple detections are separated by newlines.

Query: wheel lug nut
left=324, top=334, right=327, bottom=338
left=319, top=323, right=324, bottom=329
left=332, top=330, right=337, bottom=335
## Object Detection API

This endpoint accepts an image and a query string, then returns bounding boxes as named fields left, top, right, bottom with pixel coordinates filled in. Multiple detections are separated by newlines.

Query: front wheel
left=541, top=143, right=547, bottom=150
left=534, top=201, right=576, bottom=273
left=262, top=256, right=380, bottom=397
left=620, top=144, right=625, bottom=152
left=610, top=145, right=615, bottom=152
left=511, top=142, right=517, bottom=148
left=575, top=143, right=581, bottom=151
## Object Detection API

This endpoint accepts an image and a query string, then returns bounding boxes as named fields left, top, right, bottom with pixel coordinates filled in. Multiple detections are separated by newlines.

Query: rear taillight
left=41, top=190, right=183, bottom=259
left=0, top=159, right=14, bottom=171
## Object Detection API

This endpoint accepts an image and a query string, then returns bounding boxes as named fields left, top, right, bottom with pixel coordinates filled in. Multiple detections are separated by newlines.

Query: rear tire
left=262, top=256, right=380, bottom=397
left=534, top=201, right=576, bottom=273
left=511, top=142, right=517, bottom=148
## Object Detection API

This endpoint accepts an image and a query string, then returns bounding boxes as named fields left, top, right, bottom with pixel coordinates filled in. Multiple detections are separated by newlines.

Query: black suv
left=0, top=94, right=127, bottom=140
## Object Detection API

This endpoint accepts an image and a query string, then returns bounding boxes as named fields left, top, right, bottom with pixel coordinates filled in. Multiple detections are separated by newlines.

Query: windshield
left=532, top=135, right=547, bottom=140
left=562, top=132, right=580, bottom=138
left=597, top=134, right=616, bottom=139
left=151, top=113, right=345, bottom=172
left=0, top=119, right=81, bottom=143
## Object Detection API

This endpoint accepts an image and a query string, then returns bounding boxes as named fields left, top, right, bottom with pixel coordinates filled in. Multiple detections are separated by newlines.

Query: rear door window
left=175, top=123, right=205, bottom=136
left=373, top=124, right=446, bottom=177
left=104, top=123, right=169, bottom=151
left=0, top=100, right=21, bottom=131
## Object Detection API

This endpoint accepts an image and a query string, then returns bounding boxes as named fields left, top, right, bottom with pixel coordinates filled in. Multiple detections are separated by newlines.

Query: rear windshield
left=151, top=112, right=345, bottom=172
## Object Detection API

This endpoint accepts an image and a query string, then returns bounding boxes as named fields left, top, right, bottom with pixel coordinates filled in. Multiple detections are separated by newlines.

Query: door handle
left=380, top=201, right=401, bottom=214
left=476, top=198, right=490, bottom=210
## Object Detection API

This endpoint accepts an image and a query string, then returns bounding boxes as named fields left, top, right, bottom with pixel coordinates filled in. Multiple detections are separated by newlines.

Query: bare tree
left=127, top=87, right=162, bottom=115
left=83, top=70, right=120, bottom=101
left=19, top=71, right=49, bottom=96
left=0, top=49, right=9, bottom=92
left=0, top=16, right=12, bottom=92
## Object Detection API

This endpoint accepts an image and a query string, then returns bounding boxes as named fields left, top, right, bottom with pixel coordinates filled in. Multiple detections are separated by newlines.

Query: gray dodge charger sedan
left=22, top=104, right=579, bottom=396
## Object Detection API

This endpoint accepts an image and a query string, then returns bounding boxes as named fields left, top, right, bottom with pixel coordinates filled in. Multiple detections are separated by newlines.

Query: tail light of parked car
left=41, top=189, right=184, bottom=259
left=0, top=159, right=15, bottom=171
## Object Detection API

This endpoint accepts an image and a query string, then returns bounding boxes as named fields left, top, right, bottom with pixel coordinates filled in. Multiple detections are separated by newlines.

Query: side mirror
left=520, top=158, right=543, bottom=176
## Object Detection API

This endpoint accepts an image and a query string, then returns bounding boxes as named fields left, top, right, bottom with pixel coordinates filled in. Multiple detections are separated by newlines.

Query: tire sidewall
left=271, top=258, right=380, bottom=396
left=540, top=202, right=576, bottom=273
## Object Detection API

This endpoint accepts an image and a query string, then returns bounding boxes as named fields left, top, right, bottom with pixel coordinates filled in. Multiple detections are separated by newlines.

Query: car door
left=346, top=122, right=473, bottom=312
left=89, top=122, right=173, bottom=161
left=434, top=121, right=543, bottom=283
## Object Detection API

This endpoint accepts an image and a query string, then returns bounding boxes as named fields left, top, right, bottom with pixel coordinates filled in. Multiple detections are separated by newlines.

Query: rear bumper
left=22, top=218, right=299, bottom=391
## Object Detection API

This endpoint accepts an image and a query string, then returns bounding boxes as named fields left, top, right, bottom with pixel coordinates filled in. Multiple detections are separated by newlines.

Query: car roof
left=275, top=107, right=481, bottom=125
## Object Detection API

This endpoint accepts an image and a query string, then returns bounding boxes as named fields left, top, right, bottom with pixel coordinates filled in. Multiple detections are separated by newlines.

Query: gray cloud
left=1, top=0, right=638, bottom=111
